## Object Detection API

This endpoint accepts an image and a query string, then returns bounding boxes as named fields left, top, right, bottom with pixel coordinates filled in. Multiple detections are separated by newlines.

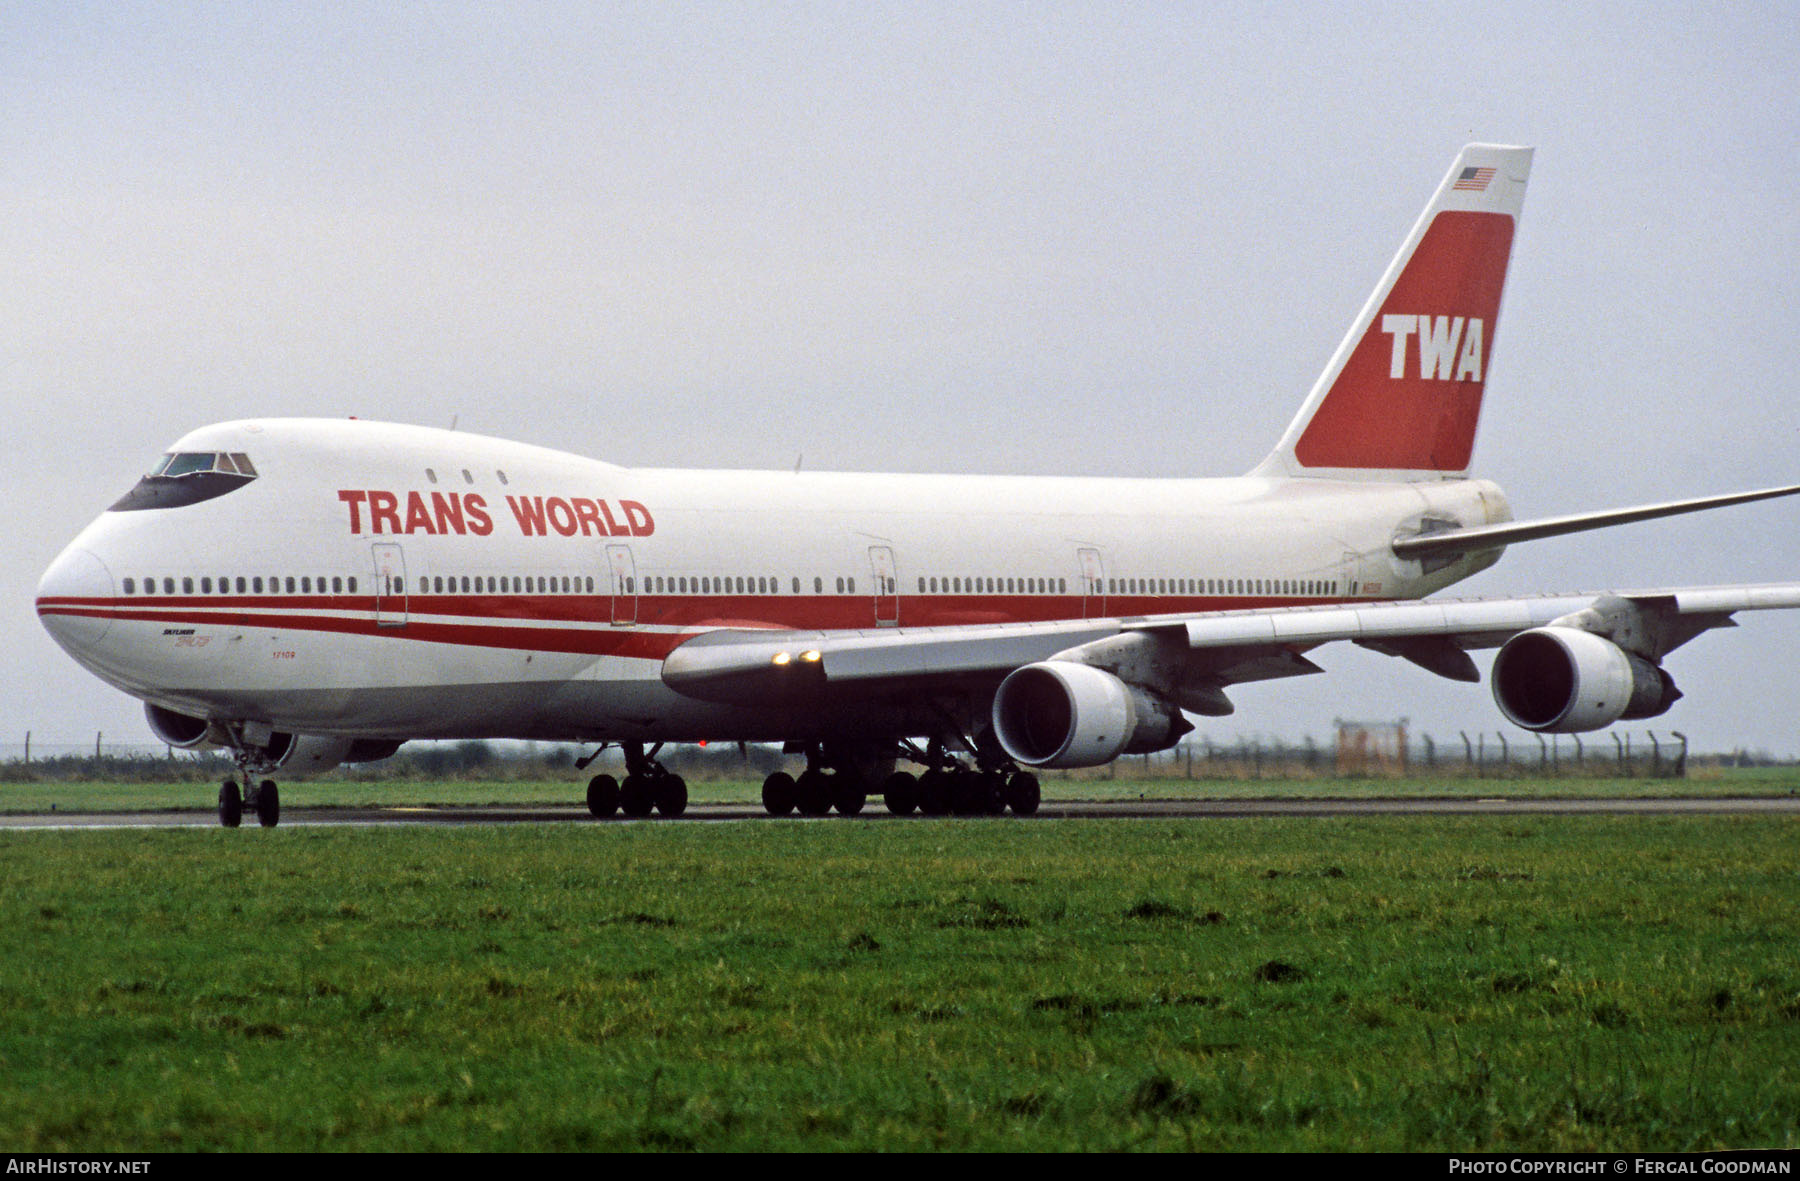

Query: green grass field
left=1, top=815, right=1796, bottom=1151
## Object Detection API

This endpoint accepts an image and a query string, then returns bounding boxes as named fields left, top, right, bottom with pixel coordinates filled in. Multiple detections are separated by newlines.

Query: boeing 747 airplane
left=36, top=143, right=1800, bottom=826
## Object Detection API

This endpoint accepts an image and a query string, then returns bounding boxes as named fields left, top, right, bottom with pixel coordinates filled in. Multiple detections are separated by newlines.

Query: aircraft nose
left=37, top=546, right=116, bottom=657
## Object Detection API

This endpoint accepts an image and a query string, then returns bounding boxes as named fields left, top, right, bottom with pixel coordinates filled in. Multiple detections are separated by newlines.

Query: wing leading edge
left=1392, top=484, right=1800, bottom=559
left=662, top=582, right=1800, bottom=713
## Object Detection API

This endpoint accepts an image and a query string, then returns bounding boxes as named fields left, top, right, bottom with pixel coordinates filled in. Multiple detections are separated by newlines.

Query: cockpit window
left=150, top=451, right=258, bottom=478
left=154, top=453, right=220, bottom=478
left=110, top=451, right=260, bottom=512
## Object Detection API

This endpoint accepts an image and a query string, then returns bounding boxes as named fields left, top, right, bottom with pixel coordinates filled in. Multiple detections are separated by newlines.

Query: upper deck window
left=112, top=451, right=259, bottom=512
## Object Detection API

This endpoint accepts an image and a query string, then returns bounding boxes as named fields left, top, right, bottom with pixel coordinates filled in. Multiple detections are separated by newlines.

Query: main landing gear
left=582, top=742, right=688, bottom=820
left=760, top=741, right=1040, bottom=819
left=758, top=753, right=866, bottom=818
left=218, top=777, right=280, bottom=829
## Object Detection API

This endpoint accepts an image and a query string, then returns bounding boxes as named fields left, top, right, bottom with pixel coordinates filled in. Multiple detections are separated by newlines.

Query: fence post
left=1671, top=731, right=1688, bottom=778
left=95, top=731, right=102, bottom=760
left=23, top=731, right=28, bottom=766
left=1496, top=732, right=1508, bottom=777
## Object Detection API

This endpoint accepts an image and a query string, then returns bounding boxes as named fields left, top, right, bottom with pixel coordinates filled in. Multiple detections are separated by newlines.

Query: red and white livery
left=37, top=144, right=1800, bottom=826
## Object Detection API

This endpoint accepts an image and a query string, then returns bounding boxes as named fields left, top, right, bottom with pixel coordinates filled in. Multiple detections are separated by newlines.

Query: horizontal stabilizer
left=1392, top=484, right=1800, bottom=559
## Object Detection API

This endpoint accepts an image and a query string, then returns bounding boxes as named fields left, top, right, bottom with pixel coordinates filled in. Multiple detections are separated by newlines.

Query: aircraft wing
left=1392, top=484, right=1800, bottom=559
left=660, top=582, right=1800, bottom=710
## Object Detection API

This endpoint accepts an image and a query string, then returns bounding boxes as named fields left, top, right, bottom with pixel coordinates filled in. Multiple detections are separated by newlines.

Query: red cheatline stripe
left=37, top=591, right=1350, bottom=653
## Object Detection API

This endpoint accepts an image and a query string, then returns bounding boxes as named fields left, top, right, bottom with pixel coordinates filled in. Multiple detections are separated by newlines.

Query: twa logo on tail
left=1381, top=314, right=1486, bottom=382
left=1288, top=208, right=1515, bottom=472
left=1254, top=143, right=1533, bottom=480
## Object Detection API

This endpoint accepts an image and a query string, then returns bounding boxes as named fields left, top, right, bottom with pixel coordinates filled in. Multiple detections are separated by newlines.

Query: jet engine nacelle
left=1491, top=626, right=1681, bottom=733
left=992, top=661, right=1187, bottom=768
left=264, top=732, right=357, bottom=776
left=263, top=734, right=405, bottom=775
left=144, top=702, right=225, bottom=750
left=142, top=703, right=402, bottom=775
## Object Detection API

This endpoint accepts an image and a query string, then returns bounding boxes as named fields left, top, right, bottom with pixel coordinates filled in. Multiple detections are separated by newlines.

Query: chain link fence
left=2, top=723, right=1776, bottom=783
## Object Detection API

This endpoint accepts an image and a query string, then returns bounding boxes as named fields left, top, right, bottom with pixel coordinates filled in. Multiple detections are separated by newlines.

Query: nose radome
left=37, top=546, right=116, bottom=654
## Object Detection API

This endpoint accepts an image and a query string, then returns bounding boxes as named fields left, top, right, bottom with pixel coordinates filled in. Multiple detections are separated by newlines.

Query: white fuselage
left=38, top=418, right=1509, bottom=744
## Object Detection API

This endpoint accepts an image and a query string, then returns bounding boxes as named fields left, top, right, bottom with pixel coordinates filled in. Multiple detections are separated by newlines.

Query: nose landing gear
left=217, top=777, right=280, bottom=828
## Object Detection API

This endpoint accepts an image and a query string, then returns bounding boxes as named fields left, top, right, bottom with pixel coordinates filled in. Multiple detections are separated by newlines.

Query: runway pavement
left=4, top=795, right=1798, bottom=830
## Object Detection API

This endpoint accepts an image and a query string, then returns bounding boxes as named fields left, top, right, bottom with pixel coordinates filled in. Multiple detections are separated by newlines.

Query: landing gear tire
left=833, top=773, right=866, bottom=816
left=795, top=769, right=833, bottom=817
left=982, top=771, right=1007, bottom=816
left=1005, top=771, right=1041, bottom=816
left=218, top=780, right=243, bottom=829
left=586, top=774, right=620, bottom=818
left=255, top=780, right=280, bottom=828
left=950, top=769, right=990, bottom=816
left=762, top=771, right=797, bottom=816
left=917, top=769, right=951, bottom=817
left=620, top=774, right=656, bottom=818
left=883, top=770, right=918, bottom=816
left=654, top=774, right=688, bottom=818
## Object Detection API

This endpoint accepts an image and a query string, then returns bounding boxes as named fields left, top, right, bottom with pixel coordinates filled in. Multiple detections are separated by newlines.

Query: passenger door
left=606, top=543, right=638, bottom=625
left=868, top=545, right=899, bottom=626
left=372, top=542, right=408, bottom=627
left=1078, top=547, right=1106, bottom=618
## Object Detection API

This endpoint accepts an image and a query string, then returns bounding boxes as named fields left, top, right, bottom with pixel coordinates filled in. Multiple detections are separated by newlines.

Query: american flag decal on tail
left=1453, top=166, right=1496, bottom=191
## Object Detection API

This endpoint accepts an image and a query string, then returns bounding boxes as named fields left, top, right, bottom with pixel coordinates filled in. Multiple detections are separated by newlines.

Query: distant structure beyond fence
left=1335, top=719, right=1408, bottom=776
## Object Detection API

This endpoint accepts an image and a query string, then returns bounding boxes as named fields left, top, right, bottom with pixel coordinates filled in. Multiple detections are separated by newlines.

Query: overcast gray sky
left=6, top=2, right=1799, bottom=755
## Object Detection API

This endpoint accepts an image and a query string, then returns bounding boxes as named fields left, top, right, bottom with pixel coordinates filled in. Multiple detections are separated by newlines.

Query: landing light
left=772, top=652, right=792, bottom=666
left=800, top=649, right=822, bottom=664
